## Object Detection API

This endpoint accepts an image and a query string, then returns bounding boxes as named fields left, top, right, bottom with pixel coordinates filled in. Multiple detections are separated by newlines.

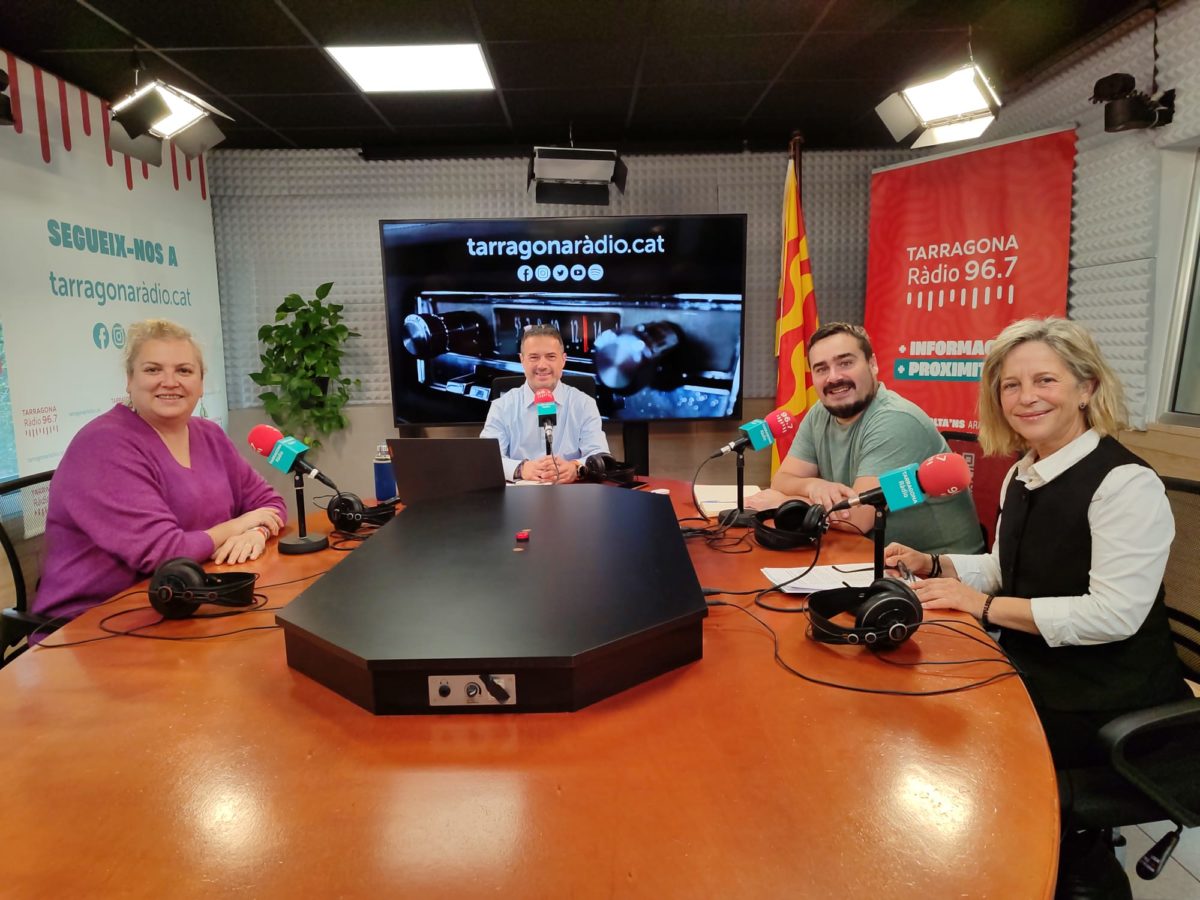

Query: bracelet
left=981, top=594, right=996, bottom=629
left=928, top=554, right=941, bottom=578
left=252, top=525, right=271, bottom=540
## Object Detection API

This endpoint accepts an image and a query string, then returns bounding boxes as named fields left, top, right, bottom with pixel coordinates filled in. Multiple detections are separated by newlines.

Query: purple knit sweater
left=33, top=405, right=288, bottom=624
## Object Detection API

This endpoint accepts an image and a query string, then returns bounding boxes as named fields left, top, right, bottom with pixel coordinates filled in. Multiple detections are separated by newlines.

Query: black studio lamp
left=1090, top=73, right=1175, bottom=132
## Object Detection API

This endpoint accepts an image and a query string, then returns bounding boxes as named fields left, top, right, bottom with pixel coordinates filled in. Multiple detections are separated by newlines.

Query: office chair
left=489, top=373, right=598, bottom=400
left=0, top=470, right=56, bottom=668
left=1057, top=476, right=1200, bottom=881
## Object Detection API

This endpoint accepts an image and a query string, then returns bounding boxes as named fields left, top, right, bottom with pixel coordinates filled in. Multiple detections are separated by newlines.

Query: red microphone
left=247, top=423, right=284, bottom=457
left=247, top=424, right=338, bottom=490
left=830, top=452, right=972, bottom=512
left=711, top=408, right=796, bottom=458
left=916, top=452, right=972, bottom=498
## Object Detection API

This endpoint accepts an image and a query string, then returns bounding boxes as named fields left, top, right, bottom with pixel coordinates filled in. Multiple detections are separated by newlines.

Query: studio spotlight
left=109, top=73, right=231, bottom=162
left=1090, top=73, right=1175, bottom=132
left=875, top=63, right=1001, bottom=149
left=527, top=146, right=627, bottom=206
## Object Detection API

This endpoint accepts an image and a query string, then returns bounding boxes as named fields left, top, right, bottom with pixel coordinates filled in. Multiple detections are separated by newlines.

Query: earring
left=1078, top=401, right=1088, bottom=410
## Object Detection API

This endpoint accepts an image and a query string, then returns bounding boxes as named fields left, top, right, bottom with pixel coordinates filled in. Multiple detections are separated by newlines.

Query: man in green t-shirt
left=747, top=322, right=983, bottom=554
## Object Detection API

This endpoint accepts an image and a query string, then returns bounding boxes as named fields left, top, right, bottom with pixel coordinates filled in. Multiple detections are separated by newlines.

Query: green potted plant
left=249, top=282, right=360, bottom=449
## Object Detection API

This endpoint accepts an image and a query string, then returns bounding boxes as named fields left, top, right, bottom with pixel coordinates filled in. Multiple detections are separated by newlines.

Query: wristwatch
left=514, top=461, right=525, bottom=480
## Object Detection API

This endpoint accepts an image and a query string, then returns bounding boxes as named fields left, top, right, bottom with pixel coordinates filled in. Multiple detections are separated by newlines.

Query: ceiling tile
left=0, top=2, right=131, bottom=51
left=475, top=0, right=651, bottom=42
left=488, top=41, right=642, bottom=90
left=645, top=0, right=822, bottom=36
left=230, top=93, right=384, bottom=129
left=631, top=83, right=764, bottom=121
left=641, top=34, right=797, bottom=84
left=164, top=48, right=353, bottom=95
left=370, top=92, right=508, bottom=127
left=281, top=0, right=479, bottom=45
left=504, top=87, right=631, bottom=121
left=86, top=0, right=309, bottom=48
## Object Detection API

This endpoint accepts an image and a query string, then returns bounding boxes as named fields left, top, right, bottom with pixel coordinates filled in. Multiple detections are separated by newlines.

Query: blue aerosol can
left=374, top=442, right=397, bottom=501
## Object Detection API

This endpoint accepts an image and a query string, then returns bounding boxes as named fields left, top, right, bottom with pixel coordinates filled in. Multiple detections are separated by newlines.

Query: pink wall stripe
left=57, top=77, right=71, bottom=151
left=32, top=67, right=50, bottom=163
left=79, top=87, right=91, bottom=136
left=5, top=53, right=22, bottom=133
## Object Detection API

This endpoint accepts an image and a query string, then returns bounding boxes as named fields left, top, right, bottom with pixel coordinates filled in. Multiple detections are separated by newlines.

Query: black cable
left=707, top=599, right=1019, bottom=696
left=702, top=532, right=825, bottom=610
left=690, top=456, right=712, bottom=519
left=28, top=588, right=145, bottom=648
left=34, top=570, right=329, bottom=650
left=95, top=603, right=281, bottom=640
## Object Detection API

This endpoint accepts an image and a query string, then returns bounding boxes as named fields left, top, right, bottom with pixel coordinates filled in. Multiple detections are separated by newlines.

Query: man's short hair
left=807, top=321, right=873, bottom=360
left=519, top=324, right=565, bottom=353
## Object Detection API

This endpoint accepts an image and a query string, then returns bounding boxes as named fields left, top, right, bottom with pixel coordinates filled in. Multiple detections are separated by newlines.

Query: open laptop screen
left=387, top=437, right=506, bottom=504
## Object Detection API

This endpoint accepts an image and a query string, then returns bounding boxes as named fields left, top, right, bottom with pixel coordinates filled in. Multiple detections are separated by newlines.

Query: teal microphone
left=534, top=389, right=557, bottom=456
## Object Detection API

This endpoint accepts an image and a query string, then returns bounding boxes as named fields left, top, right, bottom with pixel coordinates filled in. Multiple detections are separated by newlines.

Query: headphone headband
left=807, top=576, right=922, bottom=648
left=581, top=453, right=637, bottom=484
left=327, top=492, right=399, bottom=532
left=753, top=500, right=827, bottom=550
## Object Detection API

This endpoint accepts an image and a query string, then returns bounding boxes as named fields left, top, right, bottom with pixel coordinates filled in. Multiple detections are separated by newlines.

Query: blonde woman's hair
left=123, top=319, right=206, bottom=377
left=978, top=316, right=1127, bottom=456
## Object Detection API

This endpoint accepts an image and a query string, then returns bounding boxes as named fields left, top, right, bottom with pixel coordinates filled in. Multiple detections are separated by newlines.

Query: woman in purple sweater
left=33, top=319, right=288, bottom=625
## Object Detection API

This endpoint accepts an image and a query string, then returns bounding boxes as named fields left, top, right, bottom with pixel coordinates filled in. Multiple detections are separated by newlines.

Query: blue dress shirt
left=480, top=381, right=609, bottom=480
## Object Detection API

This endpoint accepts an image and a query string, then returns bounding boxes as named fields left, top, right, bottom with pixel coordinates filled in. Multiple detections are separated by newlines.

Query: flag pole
left=790, top=130, right=804, bottom=204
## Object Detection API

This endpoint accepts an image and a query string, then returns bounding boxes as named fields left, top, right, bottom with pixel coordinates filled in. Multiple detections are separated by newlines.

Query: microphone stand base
left=716, top=507, right=758, bottom=528
left=279, top=534, right=329, bottom=555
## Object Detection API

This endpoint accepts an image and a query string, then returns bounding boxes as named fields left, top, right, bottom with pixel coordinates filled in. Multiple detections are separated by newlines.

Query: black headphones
left=807, top=576, right=923, bottom=648
left=753, top=500, right=828, bottom=550
left=327, top=492, right=399, bottom=532
left=149, top=557, right=258, bottom=620
left=580, top=452, right=637, bottom=485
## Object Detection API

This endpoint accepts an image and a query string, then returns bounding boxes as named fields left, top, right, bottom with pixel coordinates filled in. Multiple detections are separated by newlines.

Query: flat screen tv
left=380, top=215, right=747, bottom=425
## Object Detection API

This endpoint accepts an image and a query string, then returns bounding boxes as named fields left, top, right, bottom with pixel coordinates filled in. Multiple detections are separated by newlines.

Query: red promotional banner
left=864, top=129, right=1076, bottom=434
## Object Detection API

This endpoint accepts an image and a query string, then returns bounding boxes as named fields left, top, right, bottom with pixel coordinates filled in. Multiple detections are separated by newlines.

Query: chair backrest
left=1163, top=477, right=1200, bottom=683
left=0, top=471, right=54, bottom=616
left=489, top=373, right=598, bottom=400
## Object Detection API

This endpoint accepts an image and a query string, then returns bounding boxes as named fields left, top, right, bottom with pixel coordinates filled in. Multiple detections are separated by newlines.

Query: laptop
left=387, top=437, right=507, bottom=505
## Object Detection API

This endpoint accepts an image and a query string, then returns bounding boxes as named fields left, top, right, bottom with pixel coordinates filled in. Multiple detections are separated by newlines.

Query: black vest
left=997, top=437, right=1185, bottom=713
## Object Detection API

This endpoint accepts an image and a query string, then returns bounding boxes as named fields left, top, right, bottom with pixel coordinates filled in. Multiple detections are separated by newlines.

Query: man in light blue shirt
left=480, top=325, right=609, bottom=483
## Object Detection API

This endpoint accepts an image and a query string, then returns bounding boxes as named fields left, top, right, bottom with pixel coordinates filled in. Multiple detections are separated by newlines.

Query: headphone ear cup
left=854, top=577, right=923, bottom=647
left=802, top=503, right=828, bottom=536
left=774, top=500, right=811, bottom=532
left=582, top=454, right=605, bottom=482
left=149, top=557, right=205, bottom=619
left=328, top=492, right=366, bottom=532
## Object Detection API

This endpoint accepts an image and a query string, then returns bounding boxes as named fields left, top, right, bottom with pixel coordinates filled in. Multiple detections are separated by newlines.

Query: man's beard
left=822, top=379, right=878, bottom=421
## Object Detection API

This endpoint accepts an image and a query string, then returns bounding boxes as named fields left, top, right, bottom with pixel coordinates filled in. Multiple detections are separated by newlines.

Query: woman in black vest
left=884, top=317, right=1188, bottom=895
left=886, top=316, right=1187, bottom=762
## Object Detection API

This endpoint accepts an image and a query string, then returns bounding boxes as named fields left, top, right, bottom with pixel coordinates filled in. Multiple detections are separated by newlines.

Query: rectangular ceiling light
left=327, top=44, right=493, bottom=92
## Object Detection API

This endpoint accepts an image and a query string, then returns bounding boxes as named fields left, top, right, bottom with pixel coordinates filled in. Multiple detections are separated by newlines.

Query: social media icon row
left=517, top=263, right=604, bottom=283
left=93, top=322, right=127, bottom=350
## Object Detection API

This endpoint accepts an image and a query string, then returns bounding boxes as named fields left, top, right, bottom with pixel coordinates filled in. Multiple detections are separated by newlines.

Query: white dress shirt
left=948, top=429, right=1174, bottom=647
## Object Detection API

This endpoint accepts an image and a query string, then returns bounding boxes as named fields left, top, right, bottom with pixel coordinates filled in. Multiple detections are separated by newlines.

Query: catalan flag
left=771, top=156, right=820, bottom=473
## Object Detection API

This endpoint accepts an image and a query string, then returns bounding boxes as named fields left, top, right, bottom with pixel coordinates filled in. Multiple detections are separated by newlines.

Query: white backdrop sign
left=0, top=49, right=227, bottom=480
